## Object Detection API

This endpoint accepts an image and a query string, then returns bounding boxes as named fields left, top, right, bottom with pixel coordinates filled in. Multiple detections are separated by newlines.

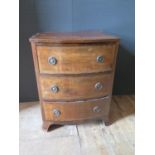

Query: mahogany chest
left=29, top=32, right=119, bottom=131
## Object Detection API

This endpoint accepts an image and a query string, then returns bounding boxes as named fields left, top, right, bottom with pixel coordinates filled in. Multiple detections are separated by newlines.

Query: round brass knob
left=96, top=56, right=104, bottom=63
left=51, top=85, right=59, bottom=93
left=95, top=82, right=103, bottom=90
left=93, top=106, right=101, bottom=113
left=52, top=109, right=61, bottom=117
left=48, top=57, right=57, bottom=65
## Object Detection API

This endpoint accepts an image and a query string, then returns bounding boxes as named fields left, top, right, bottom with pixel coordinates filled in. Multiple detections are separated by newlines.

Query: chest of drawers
left=29, top=32, right=119, bottom=131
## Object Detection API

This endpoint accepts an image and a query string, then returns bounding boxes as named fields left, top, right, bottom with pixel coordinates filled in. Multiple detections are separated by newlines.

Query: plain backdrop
left=19, top=0, right=135, bottom=102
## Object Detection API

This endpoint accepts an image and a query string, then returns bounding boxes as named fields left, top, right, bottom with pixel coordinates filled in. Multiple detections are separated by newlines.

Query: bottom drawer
left=42, top=96, right=111, bottom=122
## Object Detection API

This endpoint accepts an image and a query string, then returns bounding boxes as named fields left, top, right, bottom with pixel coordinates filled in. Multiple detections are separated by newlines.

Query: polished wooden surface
left=20, top=95, right=135, bottom=155
left=29, top=32, right=119, bottom=130
left=43, top=96, right=110, bottom=121
left=29, top=31, right=119, bottom=43
left=37, top=44, right=115, bottom=74
left=40, top=73, right=112, bottom=101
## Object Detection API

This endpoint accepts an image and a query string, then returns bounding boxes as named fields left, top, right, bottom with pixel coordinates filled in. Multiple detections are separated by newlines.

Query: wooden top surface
left=29, top=32, right=119, bottom=44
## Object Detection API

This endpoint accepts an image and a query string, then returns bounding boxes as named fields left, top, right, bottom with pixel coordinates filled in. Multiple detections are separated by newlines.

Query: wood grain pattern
left=29, top=31, right=119, bottom=43
left=39, top=73, right=112, bottom=101
left=37, top=44, right=116, bottom=74
left=30, top=42, right=46, bottom=121
left=29, top=32, right=119, bottom=130
left=42, top=96, right=110, bottom=122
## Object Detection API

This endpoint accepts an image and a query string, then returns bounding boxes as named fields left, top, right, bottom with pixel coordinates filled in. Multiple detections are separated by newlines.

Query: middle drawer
left=39, top=73, right=112, bottom=101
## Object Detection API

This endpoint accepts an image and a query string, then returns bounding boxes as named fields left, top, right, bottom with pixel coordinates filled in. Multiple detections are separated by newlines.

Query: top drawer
left=37, top=44, right=116, bottom=74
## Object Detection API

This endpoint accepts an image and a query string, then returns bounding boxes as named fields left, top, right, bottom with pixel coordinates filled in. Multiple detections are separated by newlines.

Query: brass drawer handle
left=48, top=57, right=57, bottom=65
left=95, top=82, right=103, bottom=90
left=97, top=55, right=104, bottom=63
left=93, top=106, right=101, bottom=113
left=52, top=109, right=61, bottom=117
left=51, top=85, right=59, bottom=93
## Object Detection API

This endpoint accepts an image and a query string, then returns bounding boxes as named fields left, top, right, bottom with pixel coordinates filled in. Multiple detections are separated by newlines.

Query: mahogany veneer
left=29, top=32, right=119, bottom=131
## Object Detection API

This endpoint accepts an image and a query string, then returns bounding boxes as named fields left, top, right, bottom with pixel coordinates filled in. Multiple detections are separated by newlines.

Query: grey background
left=20, top=0, right=135, bottom=102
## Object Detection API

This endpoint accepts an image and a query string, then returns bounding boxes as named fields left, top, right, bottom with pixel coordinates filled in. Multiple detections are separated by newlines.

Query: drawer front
left=43, top=97, right=110, bottom=121
left=40, top=73, right=112, bottom=101
left=37, top=44, right=116, bottom=74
